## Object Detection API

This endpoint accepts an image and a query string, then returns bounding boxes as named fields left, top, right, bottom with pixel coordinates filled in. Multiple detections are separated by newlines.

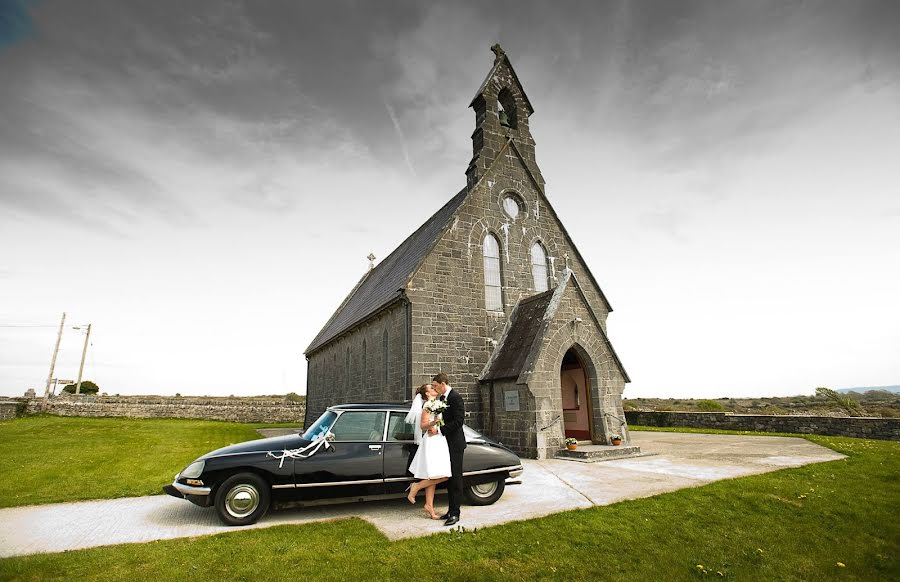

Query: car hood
left=199, top=434, right=310, bottom=459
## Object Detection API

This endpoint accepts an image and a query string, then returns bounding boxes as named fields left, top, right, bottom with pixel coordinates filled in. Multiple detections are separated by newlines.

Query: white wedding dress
left=408, top=411, right=452, bottom=480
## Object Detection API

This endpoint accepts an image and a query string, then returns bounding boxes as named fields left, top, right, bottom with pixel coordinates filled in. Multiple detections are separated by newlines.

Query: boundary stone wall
left=0, top=401, right=20, bottom=421
left=625, top=411, right=899, bottom=441
left=19, top=395, right=305, bottom=424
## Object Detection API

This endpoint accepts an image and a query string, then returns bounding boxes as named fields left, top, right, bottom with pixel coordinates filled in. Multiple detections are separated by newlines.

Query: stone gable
left=406, top=139, right=619, bottom=389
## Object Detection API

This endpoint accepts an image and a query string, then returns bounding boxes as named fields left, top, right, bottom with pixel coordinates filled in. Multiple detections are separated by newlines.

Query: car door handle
left=369, top=444, right=382, bottom=450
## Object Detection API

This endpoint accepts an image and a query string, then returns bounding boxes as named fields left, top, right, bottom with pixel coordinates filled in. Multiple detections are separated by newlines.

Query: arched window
left=531, top=242, right=550, bottom=292
left=483, top=233, right=503, bottom=311
left=382, top=330, right=389, bottom=385
left=345, top=347, right=351, bottom=390
left=362, top=338, right=367, bottom=384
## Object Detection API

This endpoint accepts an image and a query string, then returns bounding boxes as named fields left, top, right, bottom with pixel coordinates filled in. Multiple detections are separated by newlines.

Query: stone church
left=304, top=45, right=630, bottom=459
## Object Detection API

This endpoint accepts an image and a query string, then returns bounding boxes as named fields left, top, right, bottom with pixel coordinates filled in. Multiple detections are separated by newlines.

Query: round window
left=502, top=194, right=523, bottom=219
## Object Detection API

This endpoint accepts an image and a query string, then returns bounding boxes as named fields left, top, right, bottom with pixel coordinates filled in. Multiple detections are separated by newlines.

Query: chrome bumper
left=508, top=465, right=524, bottom=478
left=172, top=480, right=211, bottom=496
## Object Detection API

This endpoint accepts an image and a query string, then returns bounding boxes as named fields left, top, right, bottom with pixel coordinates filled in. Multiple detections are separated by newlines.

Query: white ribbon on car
left=267, top=434, right=333, bottom=468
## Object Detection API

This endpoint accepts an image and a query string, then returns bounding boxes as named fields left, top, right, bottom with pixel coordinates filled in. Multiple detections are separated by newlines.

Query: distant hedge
left=62, top=381, right=99, bottom=395
left=696, top=399, right=725, bottom=412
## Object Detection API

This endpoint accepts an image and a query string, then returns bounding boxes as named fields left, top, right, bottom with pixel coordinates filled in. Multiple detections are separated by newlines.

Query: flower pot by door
left=566, top=444, right=577, bottom=451
left=611, top=439, right=622, bottom=446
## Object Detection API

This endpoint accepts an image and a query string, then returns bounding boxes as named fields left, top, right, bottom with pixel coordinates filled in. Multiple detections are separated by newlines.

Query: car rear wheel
left=464, top=477, right=505, bottom=505
left=215, top=472, right=270, bottom=526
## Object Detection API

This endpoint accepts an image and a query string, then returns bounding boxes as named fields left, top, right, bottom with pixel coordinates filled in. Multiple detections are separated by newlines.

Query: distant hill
left=837, top=386, right=900, bottom=394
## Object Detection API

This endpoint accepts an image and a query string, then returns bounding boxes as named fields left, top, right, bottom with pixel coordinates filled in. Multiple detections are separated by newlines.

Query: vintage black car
left=164, top=403, right=524, bottom=525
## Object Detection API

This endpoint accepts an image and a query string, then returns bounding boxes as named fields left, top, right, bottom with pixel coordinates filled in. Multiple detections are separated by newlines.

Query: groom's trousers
left=447, top=448, right=464, bottom=517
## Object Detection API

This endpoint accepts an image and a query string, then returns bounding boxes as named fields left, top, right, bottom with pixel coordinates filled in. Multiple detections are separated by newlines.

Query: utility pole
left=42, top=312, right=66, bottom=409
left=75, top=324, right=92, bottom=395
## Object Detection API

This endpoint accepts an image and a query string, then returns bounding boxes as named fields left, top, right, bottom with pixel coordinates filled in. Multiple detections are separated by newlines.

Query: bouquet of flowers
left=424, top=398, right=448, bottom=427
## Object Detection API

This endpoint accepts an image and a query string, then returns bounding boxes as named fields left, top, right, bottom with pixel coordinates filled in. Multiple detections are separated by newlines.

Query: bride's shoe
left=424, top=504, right=439, bottom=519
left=406, top=483, right=418, bottom=504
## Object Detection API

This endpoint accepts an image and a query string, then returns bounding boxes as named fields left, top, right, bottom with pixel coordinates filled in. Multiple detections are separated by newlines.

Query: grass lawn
left=1, top=430, right=897, bottom=581
left=0, top=415, right=264, bottom=508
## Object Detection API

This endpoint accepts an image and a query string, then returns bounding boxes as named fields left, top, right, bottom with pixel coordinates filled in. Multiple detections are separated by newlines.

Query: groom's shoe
left=443, top=515, right=460, bottom=527
left=439, top=512, right=450, bottom=520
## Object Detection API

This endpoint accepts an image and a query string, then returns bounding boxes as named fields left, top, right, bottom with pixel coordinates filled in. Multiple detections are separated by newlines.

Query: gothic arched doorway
left=561, top=347, right=592, bottom=440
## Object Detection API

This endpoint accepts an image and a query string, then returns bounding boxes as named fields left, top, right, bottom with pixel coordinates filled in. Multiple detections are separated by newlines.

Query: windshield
left=301, top=410, right=338, bottom=441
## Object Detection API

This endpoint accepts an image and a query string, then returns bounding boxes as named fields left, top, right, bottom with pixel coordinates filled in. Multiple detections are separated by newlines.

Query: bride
left=405, top=382, right=451, bottom=519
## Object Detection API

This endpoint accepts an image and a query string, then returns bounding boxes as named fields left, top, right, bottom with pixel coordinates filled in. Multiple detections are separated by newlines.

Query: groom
left=432, top=372, right=465, bottom=526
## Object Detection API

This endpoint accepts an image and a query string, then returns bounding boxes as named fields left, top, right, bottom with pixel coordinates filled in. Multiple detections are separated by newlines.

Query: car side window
left=387, top=412, right=415, bottom=442
left=329, top=411, right=387, bottom=442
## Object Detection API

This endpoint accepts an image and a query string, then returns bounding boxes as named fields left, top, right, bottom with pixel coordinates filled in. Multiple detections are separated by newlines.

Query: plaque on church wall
left=504, top=390, right=520, bottom=412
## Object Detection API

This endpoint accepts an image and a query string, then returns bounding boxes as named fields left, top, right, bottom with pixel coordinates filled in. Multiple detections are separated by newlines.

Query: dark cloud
left=227, top=173, right=302, bottom=213
left=0, top=181, right=130, bottom=236
left=0, top=77, right=195, bottom=231
left=588, top=1, right=900, bottom=165
left=1, top=0, right=897, bottom=230
left=0, top=1, right=369, bottom=228
left=0, top=0, right=34, bottom=48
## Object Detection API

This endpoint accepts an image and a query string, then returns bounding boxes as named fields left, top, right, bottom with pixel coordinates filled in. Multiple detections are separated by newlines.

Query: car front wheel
left=214, top=472, right=271, bottom=526
left=464, top=477, right=505, bottom=505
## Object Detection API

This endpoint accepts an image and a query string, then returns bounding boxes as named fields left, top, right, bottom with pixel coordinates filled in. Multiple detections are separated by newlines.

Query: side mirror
left=325, top=432, right=335, bottom=442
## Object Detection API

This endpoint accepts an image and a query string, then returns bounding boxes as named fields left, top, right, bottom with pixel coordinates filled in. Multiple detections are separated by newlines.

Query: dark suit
left=440, top=388, right=466, bottom=518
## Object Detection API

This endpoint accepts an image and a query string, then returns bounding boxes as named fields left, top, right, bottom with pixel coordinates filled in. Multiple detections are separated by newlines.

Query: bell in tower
left=465, top=44, right=542, bottom=190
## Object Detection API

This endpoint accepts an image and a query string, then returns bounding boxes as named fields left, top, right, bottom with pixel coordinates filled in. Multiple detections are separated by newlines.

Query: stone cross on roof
left=491, top=43, right=505, bottom=61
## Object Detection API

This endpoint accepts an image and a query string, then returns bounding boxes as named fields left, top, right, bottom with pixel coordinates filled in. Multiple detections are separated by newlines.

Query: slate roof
left=480, top=289, right=555, bottom=381
left=481, top=273, right=631, bottom=384
left=305, top=187, right=468, bottom=355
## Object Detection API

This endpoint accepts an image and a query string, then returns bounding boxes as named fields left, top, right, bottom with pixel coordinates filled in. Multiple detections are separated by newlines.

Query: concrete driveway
left=0, top=432, right=845, bottom=558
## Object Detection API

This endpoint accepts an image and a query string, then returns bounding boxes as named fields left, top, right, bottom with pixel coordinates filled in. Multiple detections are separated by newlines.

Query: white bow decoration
left=267, top=434, right=334, bottom=468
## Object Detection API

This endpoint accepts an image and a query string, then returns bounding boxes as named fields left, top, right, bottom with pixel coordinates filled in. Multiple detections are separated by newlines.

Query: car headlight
left=180, top=460, right=205, bottom=479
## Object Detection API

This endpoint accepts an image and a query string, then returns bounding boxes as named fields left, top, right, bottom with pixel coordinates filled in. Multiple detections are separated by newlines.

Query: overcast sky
left=1, top=0, right=898, bottom=399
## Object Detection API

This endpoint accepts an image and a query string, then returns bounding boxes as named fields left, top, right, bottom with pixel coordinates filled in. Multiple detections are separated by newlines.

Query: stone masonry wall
left=302, top=52, right=628, bottom=458
left=483, top=378, right=538, bottom=457
left=625, top=411, right=900, bottom=441
left=305, top=301, right=409, bottom=426
left=0, top=401, right=21, bottom=420
left=466, top=55, right=544, bottom=192
left=21, top=394, right=305, bottom=424
left=407, top=106, right=620, bottom=439
left=523, top=282, right=628, bottom=458
left=463, top=55, right=612, bottom=333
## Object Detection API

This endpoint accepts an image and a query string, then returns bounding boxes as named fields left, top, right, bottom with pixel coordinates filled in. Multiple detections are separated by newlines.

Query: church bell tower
left=466, top=44, right=545, bottom=191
